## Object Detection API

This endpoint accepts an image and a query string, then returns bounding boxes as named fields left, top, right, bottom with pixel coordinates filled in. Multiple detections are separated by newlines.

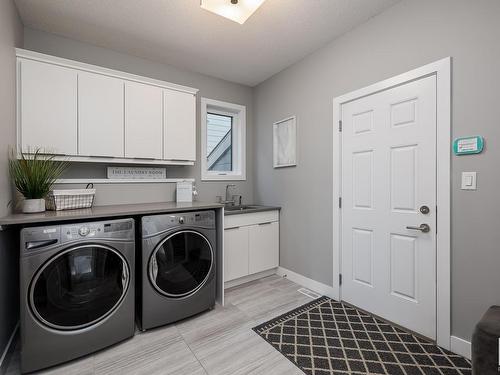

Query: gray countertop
left=0, top=201, right=223, bottom=226
left=223, top=205, right=281, bottom=216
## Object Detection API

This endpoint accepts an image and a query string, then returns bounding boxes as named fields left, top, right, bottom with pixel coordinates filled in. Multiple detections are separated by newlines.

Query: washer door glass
left=150, top=230, right=213, bottom=298
left=30, top=244, right=129, bottom=330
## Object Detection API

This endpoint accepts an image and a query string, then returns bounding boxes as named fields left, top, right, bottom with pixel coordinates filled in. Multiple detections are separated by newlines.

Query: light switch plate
left=461, top=172, right=477, bottom=190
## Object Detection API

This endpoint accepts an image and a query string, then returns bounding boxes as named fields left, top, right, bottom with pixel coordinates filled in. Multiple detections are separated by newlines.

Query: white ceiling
left=14, top=0, right=400, bottom=86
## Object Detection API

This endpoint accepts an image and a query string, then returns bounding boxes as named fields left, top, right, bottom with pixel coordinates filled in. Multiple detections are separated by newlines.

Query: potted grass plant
left=9, top=148, right=69, bottom=213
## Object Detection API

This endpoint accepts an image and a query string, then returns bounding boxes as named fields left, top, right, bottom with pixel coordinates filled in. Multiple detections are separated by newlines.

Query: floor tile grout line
left=174, top=301, right=261, bottom=375
left=174, top=323, right=211, bottom=375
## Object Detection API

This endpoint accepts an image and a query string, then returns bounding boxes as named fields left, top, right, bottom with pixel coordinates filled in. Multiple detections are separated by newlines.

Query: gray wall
left=0, top=0, right=23, bottom=360
left=23, top=28, right=254, bottom=205
left=9, top=0, right=500, bottom=345
left=254, top=0, right=500, bottom=341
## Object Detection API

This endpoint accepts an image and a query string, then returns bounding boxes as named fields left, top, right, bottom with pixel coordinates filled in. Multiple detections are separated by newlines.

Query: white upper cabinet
left=16, top=49, right=198, bottom=165
left=19, top=59, right=77, bottom=155
left=125, top=82, right=163, bottom=159
left=164, top=89, right=196, bottom=161
left=78, top=72, right=124, bottom=157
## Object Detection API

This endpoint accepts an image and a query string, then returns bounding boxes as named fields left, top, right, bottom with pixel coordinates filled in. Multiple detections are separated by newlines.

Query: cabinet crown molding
left=16, top=48, right=198, bottom=95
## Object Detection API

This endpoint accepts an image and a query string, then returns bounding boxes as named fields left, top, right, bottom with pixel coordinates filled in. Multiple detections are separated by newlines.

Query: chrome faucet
left=225, top=184, right=236, bottom=204
left=216, top=184, right=245, bottom=207
left=217, top=184, right=237, bottom=206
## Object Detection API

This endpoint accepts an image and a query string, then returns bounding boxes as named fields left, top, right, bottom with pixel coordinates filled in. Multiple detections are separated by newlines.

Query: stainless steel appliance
left=138, top=211, right=216, bottom=330
left=20, top=219, right=135, bottom=373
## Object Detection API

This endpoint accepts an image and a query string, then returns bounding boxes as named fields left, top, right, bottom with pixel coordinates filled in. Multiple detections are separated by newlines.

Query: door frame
left=332, top=58, right=451, bottom=349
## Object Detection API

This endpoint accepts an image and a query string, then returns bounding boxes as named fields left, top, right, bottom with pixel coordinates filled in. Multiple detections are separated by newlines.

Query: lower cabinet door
left=224, top=226, right=249, bottom=282
left=249, top=221, right=279, bottom=274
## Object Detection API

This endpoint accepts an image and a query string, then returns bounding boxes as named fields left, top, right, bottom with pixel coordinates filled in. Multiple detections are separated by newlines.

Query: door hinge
left=338, top=197, right=342, bottom=208
left=338, top=120, right=342, bottom=132
left=435, top=205, right=438, bottom=234
left=339, top=274, right=342, bottom=286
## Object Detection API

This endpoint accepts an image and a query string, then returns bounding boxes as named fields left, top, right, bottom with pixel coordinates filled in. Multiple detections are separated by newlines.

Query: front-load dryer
left=20, top=218, right=135, bottom=373
left=138, top=210, right=216, bottom=330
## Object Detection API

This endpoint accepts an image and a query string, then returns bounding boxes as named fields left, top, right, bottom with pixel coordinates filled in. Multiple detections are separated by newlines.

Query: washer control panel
left=64, top=223, right=100, bottom=240
left=78, top=226, right=91, bottom=237
left=20, top=219, right=134, bottom=252
left=61, top=219, right=134, bottom=243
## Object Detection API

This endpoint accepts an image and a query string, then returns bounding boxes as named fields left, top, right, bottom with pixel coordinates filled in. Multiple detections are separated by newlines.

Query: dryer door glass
left=30, top=245, right=130, bottom=330
left=150, top=230, right=213, bottom=298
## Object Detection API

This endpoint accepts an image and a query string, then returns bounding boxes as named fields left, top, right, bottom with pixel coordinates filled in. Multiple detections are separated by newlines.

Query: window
left=207, top=112, right=233, bottom=172
left=201, top=98, right=246, bottom=180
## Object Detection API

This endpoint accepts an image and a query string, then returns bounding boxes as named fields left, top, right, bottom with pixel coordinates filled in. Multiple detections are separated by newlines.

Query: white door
left=164, top=89, right=196, bottom=161
left=124, top=82, right=163, bottom=159
left=19, top=59, right=77, bottom=155
left=78, top=72, right=124, bottom=157
left=341, top=75, right=437, bottom=339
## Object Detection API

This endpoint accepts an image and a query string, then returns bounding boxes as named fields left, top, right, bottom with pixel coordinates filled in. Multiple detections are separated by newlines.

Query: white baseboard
left=276, top=267, right=338, bottom=300
left=0, top=322, right=18, bottom=370
left=224, top=269, right=277, bottom=289
left=450, top=335, right=471, bottom=359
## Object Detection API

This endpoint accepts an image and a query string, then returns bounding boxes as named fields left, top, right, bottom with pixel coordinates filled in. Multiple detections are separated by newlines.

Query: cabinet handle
left=225, top=226, right=240, bottom=230
left=259, top=222, right=273, bottom=226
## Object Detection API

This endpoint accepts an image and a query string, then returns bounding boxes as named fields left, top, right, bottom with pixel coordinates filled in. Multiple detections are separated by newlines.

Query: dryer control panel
left=142, top=210, right=216, bottom=237
left=165, top=211, right=215, bottom=228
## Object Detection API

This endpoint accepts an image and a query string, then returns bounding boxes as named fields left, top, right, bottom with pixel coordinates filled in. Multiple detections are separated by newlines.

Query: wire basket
left=46, top=186, right=96, bottom=211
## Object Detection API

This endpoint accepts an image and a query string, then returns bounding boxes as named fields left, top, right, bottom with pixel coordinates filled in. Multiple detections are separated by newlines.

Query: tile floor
left=6, top=275, right=312, bottom=375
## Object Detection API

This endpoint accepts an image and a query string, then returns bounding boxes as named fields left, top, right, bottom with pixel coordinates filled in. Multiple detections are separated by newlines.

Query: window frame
left=201, top=97, right=246, bottom=181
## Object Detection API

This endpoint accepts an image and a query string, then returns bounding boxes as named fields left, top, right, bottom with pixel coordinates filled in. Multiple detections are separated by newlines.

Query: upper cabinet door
left=20, top=59, right=77, bottom=155
left=124, top=82, right=163, bottom=159
left=164, top=90, right=196, bottom=161
left=78, top=72, right=124, bottom=157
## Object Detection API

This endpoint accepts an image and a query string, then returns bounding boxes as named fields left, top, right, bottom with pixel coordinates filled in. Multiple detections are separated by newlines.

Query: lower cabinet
left=224, top=226, right=249, bottom=281
left=248, top=222, right=279, bottom=274
left=224, top=210, right=279, bottom=284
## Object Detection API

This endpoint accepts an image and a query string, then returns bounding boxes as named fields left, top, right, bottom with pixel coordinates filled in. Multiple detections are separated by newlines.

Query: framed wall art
left=273, top=116, right=297, bottom=168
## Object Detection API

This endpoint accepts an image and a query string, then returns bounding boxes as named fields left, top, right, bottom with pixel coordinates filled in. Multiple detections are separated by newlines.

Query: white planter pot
left=22, top=198, right=46, bottom=214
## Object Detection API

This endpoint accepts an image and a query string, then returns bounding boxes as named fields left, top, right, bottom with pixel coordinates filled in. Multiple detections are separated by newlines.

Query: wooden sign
left=107, top=167, right=166, bottom=179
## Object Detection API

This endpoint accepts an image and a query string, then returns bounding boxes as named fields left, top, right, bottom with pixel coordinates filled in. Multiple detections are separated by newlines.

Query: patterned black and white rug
left=253, top=297, right=471, bottom=375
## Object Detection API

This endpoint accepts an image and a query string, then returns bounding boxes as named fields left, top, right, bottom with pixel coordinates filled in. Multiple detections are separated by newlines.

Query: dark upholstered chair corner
left=472, top=305, right=500, bottom=375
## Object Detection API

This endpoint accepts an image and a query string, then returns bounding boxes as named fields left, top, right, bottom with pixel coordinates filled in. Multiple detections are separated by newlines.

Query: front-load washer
left=138, top=210, right=216, bottom=330
left=20, top=218, right=135, bottom=373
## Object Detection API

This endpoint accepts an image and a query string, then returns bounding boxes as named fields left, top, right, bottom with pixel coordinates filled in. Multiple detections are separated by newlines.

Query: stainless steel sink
left=224, top=205, right=263, bottom=212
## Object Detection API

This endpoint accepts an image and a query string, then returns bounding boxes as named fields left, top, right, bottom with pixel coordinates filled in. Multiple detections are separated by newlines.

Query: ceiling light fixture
left=200, top=0, right=266, bottom=24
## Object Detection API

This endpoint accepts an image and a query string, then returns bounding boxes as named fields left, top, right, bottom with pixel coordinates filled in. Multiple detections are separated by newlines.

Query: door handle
left=406, top=224, right=430, bottom=233
left=151, top=257, right=158, bottom=281
left=26, top=239, right=58, bottom=250
left=122, top=263, right=129, bottom=289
